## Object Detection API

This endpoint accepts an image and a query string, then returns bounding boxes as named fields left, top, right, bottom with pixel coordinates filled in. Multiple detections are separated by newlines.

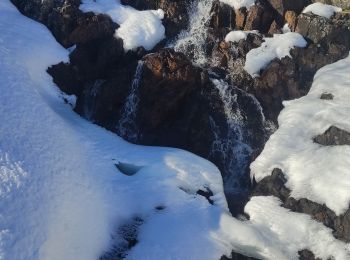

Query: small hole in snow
left=115, top=162, right=143, bottom=176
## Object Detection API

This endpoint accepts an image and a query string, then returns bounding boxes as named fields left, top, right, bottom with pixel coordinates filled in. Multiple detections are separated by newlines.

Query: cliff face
left=9, top=0, right=350, bottom=259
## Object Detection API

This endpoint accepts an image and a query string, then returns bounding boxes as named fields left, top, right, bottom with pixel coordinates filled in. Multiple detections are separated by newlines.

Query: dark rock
left=298, top=249, right=322, bottom=260
left=252, top=168, right=290, bottom=201
left=320, top=93, right=334, bottom=100
left=209, top=0, right=235, bottom=30
left=268, top=20, right=282, bottom=34
left=221, top=252, right=261, bottom=260
left=266, top=0, right=311, bottom=20
left=313, top=126, right=350, bottom=146
left=244, top=2, right=275, bottom=33
left=235, top=7, right=248, bottom=29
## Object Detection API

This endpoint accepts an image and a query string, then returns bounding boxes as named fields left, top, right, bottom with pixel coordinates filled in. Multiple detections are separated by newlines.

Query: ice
left=80, top=0, right=165, bottom=50
left=244, top=32, right=307, bottom=77
left=303, top=3, right=342, bottom=18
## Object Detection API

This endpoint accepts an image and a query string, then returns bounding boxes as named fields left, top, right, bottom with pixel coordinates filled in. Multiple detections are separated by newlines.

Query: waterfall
left=210, top=79, right=254, bottom=192
left=116, top=61, right=144, bottom=142
left=83, top=79, right=105, bottom=122
left=173, top=0, right=213, bottom=66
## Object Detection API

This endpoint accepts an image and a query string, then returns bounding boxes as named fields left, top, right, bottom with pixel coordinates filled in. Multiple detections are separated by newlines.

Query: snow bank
left=303, top=3, right=342, bottom=18
left=225, top=30, right=258, bottom=43
left=220, top=0, right=255, bottom=10
left=0, top=1, right=230, bottom=259
left=251, top=53, right=350, bottom=215
left=80, top=0, right=165, bottom=50
left=244, top=32, right=307, bottom=77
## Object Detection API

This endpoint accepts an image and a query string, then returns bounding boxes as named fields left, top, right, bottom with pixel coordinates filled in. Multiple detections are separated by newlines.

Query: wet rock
left=266, top=0, right=311, bottom=21
left=209, top=0, right=235, bottom=30
left=235, top=7, right=248, bottom=29
left=313, top=126, right=350, bottom=146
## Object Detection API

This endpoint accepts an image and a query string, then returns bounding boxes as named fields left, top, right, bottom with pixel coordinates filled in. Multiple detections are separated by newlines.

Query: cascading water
left=83, top=79, right=106, bottom=122
left=116, top=61, right=144, bottom=142
left=210, top=79, right=254, bottom=192
left=173, top=0, right=214, bottom=66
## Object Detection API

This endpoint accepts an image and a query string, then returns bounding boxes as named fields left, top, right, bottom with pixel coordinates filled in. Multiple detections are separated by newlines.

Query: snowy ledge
left=220, top=0, right=255, bottom=10
left=80, top=0, right=165, bottom=51
left=251, top=53, right=350, bottom=215
left=244, top=32, right=307, bottom=77
left=303, top=3, right=342, bottom=19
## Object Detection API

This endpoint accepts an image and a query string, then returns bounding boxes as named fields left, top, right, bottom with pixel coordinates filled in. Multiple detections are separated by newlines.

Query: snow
left=2, top=0, right=350, bottom=259
left=0, top=1, right=230, bottom=259
left=80, top=0, right=165, bottom=51
left=220, top=0, right=255, bottom=10
left=225, top=30, right=258, bottom=43
left=303, top=3, right=342, bottom=19
left=244, top=32, right=307, bottom=77
left=251, top=54, right=350, bottom=215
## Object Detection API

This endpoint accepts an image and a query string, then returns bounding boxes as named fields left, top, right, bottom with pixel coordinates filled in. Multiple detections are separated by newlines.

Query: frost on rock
left=80, top=0, right=165, bottom=50
left=251, top=54, right=350, bottom=215
left=244, top=32, right=307, bottom=77
left=303, top=3, right=342, bottom=19
left=225, top=30, right=258, bottom=43
left=220, top=0, right=255, bottom=10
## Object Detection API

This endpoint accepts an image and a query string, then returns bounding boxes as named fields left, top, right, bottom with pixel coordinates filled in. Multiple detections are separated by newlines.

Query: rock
left=244, top=3, right=275, bottom=33
left=221, top=252, right=260, bottom=260
left=235, top=7, right=248, bottom=29
left=313, top=126, right=350, bottom=146
left=298, top=249, right=322, bottom=260
left=209, top=0, right=235, bottom=30
left=266, top=0, right=311, bottom=21
left=285, top=10, right=297, bottom=31
left=268, top=20, right=282, bottom=34
left=252, top=168, right=290, bottom=201
left=320, top=92, right=334, bottom=100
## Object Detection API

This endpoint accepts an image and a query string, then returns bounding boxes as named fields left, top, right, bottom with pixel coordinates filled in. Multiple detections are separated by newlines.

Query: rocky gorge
left=9, top=0, right=350, bottom=259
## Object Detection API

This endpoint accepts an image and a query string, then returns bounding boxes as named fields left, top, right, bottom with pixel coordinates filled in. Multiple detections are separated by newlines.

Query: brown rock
left=244, top=3, right=275, bottom=33
left=285, top=10, right=297, bottom=31
left=235, top=7, right=247, bottom=29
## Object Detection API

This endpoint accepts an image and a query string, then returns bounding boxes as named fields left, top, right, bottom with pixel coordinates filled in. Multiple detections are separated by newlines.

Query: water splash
left=173, top=0, right=213, bottom=66
left=116, top=61, right=144, bottom=142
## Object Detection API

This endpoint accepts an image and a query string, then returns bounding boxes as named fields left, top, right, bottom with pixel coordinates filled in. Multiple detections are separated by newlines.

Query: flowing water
left=116, top=61, right=144, bottom=142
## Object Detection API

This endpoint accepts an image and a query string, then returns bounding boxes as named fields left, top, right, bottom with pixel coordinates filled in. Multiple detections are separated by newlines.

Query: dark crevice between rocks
left=298, top=249, right=322, bottom=260
left=252, top=168, right=350, bottom=243
left=100, top=216, right=143, bottom=260
left=221, top=251, right=261, bottom=260
left=313, top=126, right=350, bottom=146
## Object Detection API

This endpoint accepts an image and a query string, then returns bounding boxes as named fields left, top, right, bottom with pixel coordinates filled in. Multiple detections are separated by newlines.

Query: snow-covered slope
left=0, top=1, right=229, bottom=259
left=1, top=0, right=350, bottom=259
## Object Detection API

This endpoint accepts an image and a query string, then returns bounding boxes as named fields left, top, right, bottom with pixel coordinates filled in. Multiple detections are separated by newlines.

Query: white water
left=83, top=79, right=105, bottom=122
left=210, top=79, right=253, bottom=191
left=116, top=61, right=144, bottom=141
left=173, top=0, right=214, bottom=66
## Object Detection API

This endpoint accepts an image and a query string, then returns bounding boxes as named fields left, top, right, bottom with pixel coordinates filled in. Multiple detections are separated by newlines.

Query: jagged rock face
left=121, top=0, right=191, bottom=38
left=266, top=0, right=311, bottom=21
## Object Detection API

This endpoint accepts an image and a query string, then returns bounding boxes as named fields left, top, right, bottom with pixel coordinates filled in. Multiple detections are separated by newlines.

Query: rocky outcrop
left=313, top=126, right=350, bottom=146
left=252, top=168, right=350, bottom=242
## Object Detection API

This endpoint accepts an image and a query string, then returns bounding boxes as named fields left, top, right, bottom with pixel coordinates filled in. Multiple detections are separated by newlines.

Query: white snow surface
left=220, top=0, right=255, bottom=10
left=303, top=3, right=342, bottom=18
left=80, top=0, right=165, bottom=50
left=244, top=32, right=307, bottom=77
left=251, top=54, right=350, bottom=215
left=2, top=1, right=350, bottom=259
left=225, top=30, right=258, bottom=43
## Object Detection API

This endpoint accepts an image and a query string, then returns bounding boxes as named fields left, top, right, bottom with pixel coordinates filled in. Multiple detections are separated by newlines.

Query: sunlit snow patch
left=244, top=32, right=307, bottom=77
left=225, top=30, right=258, bottom=43
left=303, top=3, right=342, bottom=18
left=220, top=0, right=255, bottom=10
left=80, top=0, right=165, bottom=50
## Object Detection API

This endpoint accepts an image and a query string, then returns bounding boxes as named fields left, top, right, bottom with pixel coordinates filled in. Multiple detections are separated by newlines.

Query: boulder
left=266, top=0, right=311, bottom=19
left=313, top=126, right=350, bottom=146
